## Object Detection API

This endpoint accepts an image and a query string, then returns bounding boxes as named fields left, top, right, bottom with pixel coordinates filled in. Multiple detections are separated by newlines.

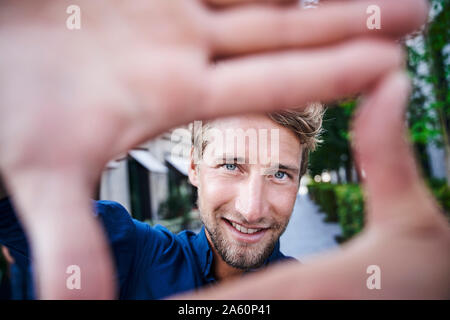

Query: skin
left=1, top=246, right=15, bottom=265
left=180, top=72, right=450, bottom=300
left=188, top=115, right=302, bottom=281
left=0, top=0, right=448, bottom=299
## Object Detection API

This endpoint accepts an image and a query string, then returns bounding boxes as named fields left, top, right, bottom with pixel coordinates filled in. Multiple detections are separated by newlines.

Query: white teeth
left=230, top=221, right=261, bottom=234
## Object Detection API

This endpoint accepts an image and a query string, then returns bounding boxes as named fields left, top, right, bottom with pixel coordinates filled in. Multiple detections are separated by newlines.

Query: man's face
left=189, top=114, right=302, bottom=269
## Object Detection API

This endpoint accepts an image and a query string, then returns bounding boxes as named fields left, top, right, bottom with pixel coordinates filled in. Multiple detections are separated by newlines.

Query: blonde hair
left=191, top=102, right=324, bottom=177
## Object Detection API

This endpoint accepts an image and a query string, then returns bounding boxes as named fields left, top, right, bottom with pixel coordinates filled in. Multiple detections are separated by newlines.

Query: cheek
left=268, top=186, right=298, bottom=221
left=198, top=170, right=236, bottom=212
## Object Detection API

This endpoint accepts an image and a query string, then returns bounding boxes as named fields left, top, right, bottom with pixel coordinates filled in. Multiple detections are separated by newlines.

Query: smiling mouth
left=222, top=218, right=267, bottom=235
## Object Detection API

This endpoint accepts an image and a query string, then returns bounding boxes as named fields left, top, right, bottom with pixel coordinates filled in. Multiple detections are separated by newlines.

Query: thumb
left=352, top=71, right=441, bottom=230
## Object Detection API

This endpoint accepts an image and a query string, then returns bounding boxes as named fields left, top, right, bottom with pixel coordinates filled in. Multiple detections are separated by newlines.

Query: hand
left=0, top=0, right=430, bottom=299
left=1, top=245, right=15, bottom=265
left=180, top=72, right=450, bottom=299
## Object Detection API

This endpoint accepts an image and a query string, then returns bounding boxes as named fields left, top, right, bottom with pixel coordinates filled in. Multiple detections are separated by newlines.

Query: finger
left=203, top=0, right=296, bottom=8
left=200, top=38, right=403, bottom=119
left=5, top=171, right=116, bottom=299
left=352, top=71, right=443, bottom=229
left=206, top=0, right=428, bottom=56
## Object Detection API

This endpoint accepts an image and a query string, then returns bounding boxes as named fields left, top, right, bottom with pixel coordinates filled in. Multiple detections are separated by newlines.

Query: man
left=0, top=0, right=448, bottom=299
left=188, top=106, right=322, bottom=279
left=0, top=104, right=323, bottom=299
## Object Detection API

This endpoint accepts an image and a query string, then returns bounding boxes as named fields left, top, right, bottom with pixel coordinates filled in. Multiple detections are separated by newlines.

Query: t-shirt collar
left=192, top=225, right=284, bottom=282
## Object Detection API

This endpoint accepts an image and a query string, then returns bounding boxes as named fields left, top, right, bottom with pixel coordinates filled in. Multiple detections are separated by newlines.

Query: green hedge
left=428, top=179, right=450, bottom=219
left=335, top=184, right=365, bottom=241
left=435, top=186, right=450, bottom=216
left=308, top=181, right=450, bottom=242
left=307, top=183, right=338, bottom=222
left=308, top=182, right=364, bottom=242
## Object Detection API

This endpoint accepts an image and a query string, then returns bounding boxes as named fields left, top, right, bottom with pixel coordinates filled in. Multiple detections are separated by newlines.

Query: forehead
left=205, top=114, right=302, bottom=164
left=210, top=114, right=281, bottom=131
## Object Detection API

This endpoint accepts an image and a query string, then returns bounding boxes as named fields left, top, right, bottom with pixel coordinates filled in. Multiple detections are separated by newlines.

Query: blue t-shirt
left=0, top=197, right=294, bottom=299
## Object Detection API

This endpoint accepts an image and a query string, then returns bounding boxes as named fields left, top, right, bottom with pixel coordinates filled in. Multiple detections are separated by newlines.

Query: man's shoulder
left=92, top=200, right=185, bottom=296
left=93, top=200, right=136, bottom=239
left=93, top=200, right=170, bottom=246
left=92, top=200, right=193, bottom=250
left=94, top=200, right=130, bottom=217
left=149, top=224, right=199, bottom=253
left=93, top=201, right=138, bottom=264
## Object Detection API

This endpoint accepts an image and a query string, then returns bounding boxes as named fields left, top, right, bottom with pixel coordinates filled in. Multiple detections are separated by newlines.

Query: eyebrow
left=217, top=156, right=300, bottom=173
left=216, top=156, right=246, bottom=164
left=277, top=164, right=300, bottom=174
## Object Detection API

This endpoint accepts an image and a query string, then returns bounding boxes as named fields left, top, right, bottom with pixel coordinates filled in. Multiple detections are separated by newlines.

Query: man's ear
left=188, top=147, right=199, bottom=187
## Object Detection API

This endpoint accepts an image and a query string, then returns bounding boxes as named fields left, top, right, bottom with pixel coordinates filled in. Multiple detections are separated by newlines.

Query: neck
left=204, top=229, right=244, bottom=282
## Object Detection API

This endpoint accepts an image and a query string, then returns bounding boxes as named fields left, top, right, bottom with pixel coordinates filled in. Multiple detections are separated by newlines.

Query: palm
left=0, top=1, right=214, bottom=299
left=0, top=0, right=211, bottom=175
left=0, top=0, right=429, bottom=174
left=1, top=0, right=446, bottom=299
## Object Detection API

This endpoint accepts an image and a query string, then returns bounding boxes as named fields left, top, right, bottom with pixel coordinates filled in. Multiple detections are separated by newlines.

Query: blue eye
left=274, top=171, right=287, bottom=179
left=224, top=164, right=237, bottom=171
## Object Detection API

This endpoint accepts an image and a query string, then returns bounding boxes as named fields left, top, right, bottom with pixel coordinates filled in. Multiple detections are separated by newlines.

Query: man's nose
left=234, top=172, right=269, bottom=224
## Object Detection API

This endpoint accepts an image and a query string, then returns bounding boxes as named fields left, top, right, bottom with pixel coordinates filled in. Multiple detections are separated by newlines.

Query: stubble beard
left=201, top=210, right=288, bottom=270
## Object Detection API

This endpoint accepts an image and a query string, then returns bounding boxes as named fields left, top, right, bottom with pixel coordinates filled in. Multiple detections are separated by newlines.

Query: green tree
left=426, top=0, right=450, bottom=185
left=309, top=100, right=356, bottom=183
left=309, top=0, right=449, bottom=185
left=406, top=0, right=449, bottom=184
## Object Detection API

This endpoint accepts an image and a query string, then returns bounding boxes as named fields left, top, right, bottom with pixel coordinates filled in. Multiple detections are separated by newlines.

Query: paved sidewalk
left=280, top=193, right=342, bottom=262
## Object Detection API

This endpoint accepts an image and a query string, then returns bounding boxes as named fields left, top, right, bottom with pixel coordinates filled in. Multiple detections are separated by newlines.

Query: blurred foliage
left=310, top=0, right=450, bottom=185
left=308, top=183, right=339, bottom=222
left=335, top=184, right=365, bottom=241
left=407, top=0, right=450, bottom=182
left=158, top=186, right=192, bottom=221
left=308, top=181, right=449, bottom=242
left=427, top=178, right=450, bottom=215
left=308, top=182, right=364, bottom=242
left=309, top=100, right=357, bottom=183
